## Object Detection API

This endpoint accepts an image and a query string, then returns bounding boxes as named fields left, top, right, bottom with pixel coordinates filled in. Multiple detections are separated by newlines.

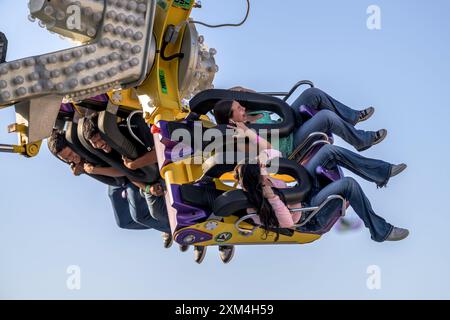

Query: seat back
left=77, top=117, right=155, bottom=183
left=212, top=157, right=312, bottom=217
left=96, top=105, right=159, bottom=183
left=190, top=89, right=296, bottom=138
left=63, top=122, right=126, bottom=187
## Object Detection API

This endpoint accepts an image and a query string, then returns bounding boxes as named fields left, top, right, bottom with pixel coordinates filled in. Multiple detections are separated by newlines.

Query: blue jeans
left=141, top=190, right=171, bottom=233
left=109, top=183, right=170, bottom=233
left=108, top=185, right=148, bottom=230
left=305, top=144, right=392, bottom=188
left=292, top=110, right=375, bottom=152
left=290, top=88, right=375, bottom=151
left=291, top=87, right=360, bottom=125
left=304, top=145, right=394, bottom=242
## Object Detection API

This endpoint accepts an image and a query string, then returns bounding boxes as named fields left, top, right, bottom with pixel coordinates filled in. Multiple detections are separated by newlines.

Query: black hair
left=237, top=163, right=281, bottom=241
left=82, top=112, right=100, bottom=141
left=213, top=100, right=235, bottom=125
left=47, top=130, right=68, bottom=156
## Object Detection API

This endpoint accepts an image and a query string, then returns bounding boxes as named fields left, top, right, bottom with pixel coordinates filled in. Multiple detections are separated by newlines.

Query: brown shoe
left=356, top=107, right=375, bottom=124
left=386, top=227, right=409, bottom=241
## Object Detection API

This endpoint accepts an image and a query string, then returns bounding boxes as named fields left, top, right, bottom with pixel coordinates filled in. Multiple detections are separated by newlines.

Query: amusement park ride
left=0, top=0, right=350, bottom=253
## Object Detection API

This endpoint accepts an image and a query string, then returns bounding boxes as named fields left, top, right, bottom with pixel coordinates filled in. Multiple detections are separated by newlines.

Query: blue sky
left=1, top=0, right=450, bottom=299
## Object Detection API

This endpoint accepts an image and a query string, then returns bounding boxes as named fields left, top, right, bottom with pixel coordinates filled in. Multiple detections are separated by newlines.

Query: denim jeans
left=292, top=110, right=375, bottom=152
left=304, top=145, right=394, bottom=242
left=290, top=88, right=376, bottom=151
left=290, top=87, right=360, bottom=125
left=141, top=190, right=171, bottom=233
left=304, top=144, right=392, bottom=188
left=108, top=185, right=149, bottom=230
left=109, top=183, right=170, bottom=233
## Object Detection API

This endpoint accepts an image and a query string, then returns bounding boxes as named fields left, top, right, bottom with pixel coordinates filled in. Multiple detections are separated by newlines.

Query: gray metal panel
left=0, top=0, right=157, bottom=107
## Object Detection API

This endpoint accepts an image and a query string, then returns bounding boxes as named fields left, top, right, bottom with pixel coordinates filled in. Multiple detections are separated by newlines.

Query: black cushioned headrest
left=97, top=108, right=159, bottom=183
left=66, top=121, right=107, bottom=166
left=201, top=152, right=248, bottom=179
left=212, top=158, right=312, bottom=217
left=190, top=89, right=296, bottom=138
left=62, top=122, right=126, bottom=187
left=77, top=118, right=156, bottom=183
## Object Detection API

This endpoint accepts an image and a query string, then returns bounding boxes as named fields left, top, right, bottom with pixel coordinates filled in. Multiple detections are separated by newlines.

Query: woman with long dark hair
left=234, top=161, right=303, bottom=241
left=234, top=146, right=409, bottom=242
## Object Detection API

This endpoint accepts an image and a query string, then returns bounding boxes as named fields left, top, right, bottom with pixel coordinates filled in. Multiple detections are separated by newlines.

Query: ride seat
left=190, top=89, right=296, bottom=138
left=96, top=104, right=159, bottom=183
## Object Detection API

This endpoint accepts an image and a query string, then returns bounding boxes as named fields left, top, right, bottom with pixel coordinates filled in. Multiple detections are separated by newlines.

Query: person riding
left=234, top=145, right=409, bottom=242
left=81, top=113, right=183, bottom=250
left=47, top=130, right=154, bottom=231
left=213, top=86, right=387, bottom=157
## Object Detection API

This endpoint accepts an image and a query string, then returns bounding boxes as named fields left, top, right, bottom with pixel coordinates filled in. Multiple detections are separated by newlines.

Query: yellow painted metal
left=7, top=123, right=27, bottom=134
left=136, top=0, right=194, bottom=124
left=161, top=159, right=204, bottom=185
left=174, top=217, right=322, bottom=246
left=4, top=122, right=41, bottom=157
left=24, top=141, right=42, bottom=158
left=107, top=89, right=142, bottom=111
left=219, top=172, right=297, bottom=184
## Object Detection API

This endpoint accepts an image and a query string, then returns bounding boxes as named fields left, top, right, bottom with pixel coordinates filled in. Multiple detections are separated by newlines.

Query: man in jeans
left=303, top=144, right=409, bottom=242
left=81, top=113, right=174, bottom=239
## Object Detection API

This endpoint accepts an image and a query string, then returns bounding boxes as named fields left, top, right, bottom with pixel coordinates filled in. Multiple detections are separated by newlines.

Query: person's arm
left=123, top=150, right=158, bottom=170
left=287, top=202, right=303, bottom=225
left=84, top=163, right=126, bottom=177
left=246, top=113, right=264, bottom=122
left=70, top=163, right=85, bottom=176
left=234, top=122, right=272, bottom=150
left=267, top=195, right=296, bottom=228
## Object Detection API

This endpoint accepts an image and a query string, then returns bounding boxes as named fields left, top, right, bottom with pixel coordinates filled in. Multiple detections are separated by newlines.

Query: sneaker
left=162, top=232, right=173, bottom=249
left=356, top=107, right=375, bottom=124
left=194, top=246, right=207, bottom=264
left=385, top=227, right=410, bottom=241
left=390, top=163, right=407, bottom=178
left=218, top=245, right=235, bottom=264
left=372, top=129, right=388, bottom=146
left=179, top=244, right=189, bottom=252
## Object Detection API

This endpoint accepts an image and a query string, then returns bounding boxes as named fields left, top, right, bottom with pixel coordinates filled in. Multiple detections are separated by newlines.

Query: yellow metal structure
left=136, top=1, right=194, bottom=124
left=0, top=0, right=325, bottom=248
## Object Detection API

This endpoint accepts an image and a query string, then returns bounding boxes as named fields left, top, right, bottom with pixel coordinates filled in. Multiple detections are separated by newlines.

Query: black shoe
left=218, top=245, right=235, bottom=264
left=372, top=129, right=387, bottom=146
left=179, top=244, right=189, bottom=252
left=356, top=107, right=375, bottom=124
left=194, top=246, right=207, bottom=264
left=390, top=163, right=407, bottom=178
left=162, top=232, right=173, bottom=249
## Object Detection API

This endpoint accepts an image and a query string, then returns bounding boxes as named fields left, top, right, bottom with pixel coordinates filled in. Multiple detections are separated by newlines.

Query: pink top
left=250, top=196, right=302, bottom=228
left=248, top=171, right=302, bottom=229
